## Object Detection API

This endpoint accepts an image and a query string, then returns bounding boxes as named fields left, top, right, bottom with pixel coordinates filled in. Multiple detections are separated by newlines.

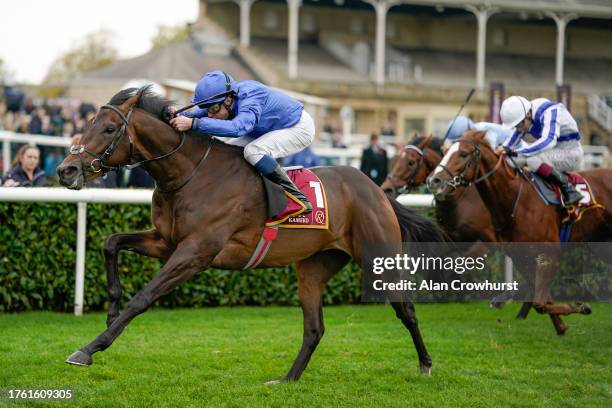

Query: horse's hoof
left=264, top=379, right=284, bottom=385
left=65, top=350, right=92, bottom=366
left=419, top=363, right=432, bottom=376
left=555, top=325, right=568, bottom=336
left=489, top=301, right=504, bottom=309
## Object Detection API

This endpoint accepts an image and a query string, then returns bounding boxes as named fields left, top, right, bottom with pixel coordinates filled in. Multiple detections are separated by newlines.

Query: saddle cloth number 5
left=575, top=183, right=591, bottom=205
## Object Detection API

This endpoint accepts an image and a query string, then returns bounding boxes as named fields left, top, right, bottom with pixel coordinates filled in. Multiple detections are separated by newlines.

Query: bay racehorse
left=56, top=87, right=446, bottom=380
left=382, top=136, right=535, bottom=317
left=426, top=130, right=611, bottom=335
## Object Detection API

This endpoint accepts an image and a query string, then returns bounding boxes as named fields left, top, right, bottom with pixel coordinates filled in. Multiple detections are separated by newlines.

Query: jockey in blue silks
left=170, top=71, right=314, bottom=214
left=443, top=115, right=513, bottom=151
left=498, top=96, right=583, bottom=206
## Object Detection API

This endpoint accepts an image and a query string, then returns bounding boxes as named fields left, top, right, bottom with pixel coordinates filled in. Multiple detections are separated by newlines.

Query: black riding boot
left=548, top=169, right=582, bottom=207
left=265, top=167, right=312, bottom=214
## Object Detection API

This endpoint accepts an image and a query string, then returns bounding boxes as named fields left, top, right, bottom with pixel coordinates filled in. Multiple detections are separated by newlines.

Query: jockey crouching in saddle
left=497, top=96, right=583, bottom=207
left=169, top=70, right=314, bottom=214
left=443, top=115, right=513, bottom=152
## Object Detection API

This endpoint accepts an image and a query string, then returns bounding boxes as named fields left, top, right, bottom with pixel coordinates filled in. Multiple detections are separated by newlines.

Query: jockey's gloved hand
left=503, top=146, right=518, bottom=157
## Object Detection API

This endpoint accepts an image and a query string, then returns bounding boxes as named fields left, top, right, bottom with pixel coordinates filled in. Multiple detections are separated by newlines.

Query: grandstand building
left=70, top=0, right=612, bottom=145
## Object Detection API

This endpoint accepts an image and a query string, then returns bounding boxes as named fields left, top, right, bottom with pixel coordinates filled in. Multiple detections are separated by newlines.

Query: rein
left=70, top=104, right=213, bottom=194
left=440, top=140, right=525, bottom=221
left=437, top=142, right=508, bottom=189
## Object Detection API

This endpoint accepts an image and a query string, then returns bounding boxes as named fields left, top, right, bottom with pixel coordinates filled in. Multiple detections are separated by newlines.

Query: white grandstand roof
left=376, top=0, right=612, bottom=18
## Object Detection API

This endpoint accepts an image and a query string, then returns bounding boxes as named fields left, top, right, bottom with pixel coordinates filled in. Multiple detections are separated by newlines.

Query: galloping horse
left=382, top=136, right=534, bottom=318
left=56, top=87, right=445, bottom=380
left=382, top=136, right=496, bottom=242
left=427, top=130, right=612, bottom=334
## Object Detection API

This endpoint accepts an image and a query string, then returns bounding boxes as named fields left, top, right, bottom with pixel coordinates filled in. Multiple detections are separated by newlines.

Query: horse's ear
left=420, top=134, right=433, bottom=149
left=475, top=130, right=487, bottom=140
left=120, top=91, right=142, bottom=112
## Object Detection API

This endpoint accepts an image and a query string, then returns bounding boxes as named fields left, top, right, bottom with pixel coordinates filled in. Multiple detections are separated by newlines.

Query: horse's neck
left=424, top=149, right=442, bottom=173
left=473, top=151, right=521, bottom=233
left=132, top=113, right=248, bottom=192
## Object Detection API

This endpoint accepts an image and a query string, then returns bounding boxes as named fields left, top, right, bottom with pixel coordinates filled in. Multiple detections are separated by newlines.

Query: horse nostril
left=429, top=177, right=440, bottom=186
left=59, top=165, right=78, bottom=180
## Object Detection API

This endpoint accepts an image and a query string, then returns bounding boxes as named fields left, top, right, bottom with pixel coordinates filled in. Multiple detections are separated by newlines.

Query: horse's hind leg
left=103, top=229, right=172, bottom=327
left=279, top=250, right=350, bottom=383
left=391, top=301, right=432, bottom=376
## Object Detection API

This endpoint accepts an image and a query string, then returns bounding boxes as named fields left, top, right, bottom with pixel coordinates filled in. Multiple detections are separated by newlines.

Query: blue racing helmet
left=193, top=71, right=237, bottom=107
left=445, top=116, right=474, bottom=142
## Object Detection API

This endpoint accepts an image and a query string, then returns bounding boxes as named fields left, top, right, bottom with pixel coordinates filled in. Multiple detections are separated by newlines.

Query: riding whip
left=440, top=88, right=475, bottom=144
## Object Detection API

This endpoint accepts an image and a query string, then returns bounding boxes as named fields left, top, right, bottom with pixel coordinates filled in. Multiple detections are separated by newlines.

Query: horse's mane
left=109, top=85, right=174, bottom=124
left=107, top=86, right=243, bottom=153
left=409, top=135, right=443, bottom=154
left=461, top=130, right=493, bottom=151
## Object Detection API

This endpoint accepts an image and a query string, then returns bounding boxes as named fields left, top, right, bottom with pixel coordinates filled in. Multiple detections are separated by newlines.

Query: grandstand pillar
left=238, top=0, right=255, bottom=48
left=547, top=12, right=577, bottom=86
left=287, top=0, right=301, bottom=79
left=466, top=6, right=497, bottom=92
left=364, top=0, right=396, bottom=91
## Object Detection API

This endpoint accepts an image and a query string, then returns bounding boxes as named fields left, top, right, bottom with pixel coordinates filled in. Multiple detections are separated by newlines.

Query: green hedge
left=0, top=202, right=361, bottom=312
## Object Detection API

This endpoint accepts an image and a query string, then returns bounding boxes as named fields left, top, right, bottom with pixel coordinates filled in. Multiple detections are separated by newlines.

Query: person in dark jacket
left=360, top=133, right=388, bottom=186
left=2, top=144, right=48, bottom=187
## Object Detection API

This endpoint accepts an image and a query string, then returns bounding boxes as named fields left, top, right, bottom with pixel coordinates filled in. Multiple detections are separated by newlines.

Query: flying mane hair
left=108, top=85, right=175, bottom=124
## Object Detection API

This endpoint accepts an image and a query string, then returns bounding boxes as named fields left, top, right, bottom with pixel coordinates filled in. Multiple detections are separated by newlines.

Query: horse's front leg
left=103, top=229, right=173, bottom=327
left=66, top=240, right=215, bottom=366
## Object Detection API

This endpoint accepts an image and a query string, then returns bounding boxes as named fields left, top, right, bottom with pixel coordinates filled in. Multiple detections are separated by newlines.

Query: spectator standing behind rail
left=1, top=145, right=48, bottom=187
left=360, top=133, right=388, bottom=186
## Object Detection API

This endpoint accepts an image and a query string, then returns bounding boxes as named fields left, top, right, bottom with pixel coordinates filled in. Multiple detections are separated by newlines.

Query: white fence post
left=74, top=202, right=87, bottom=316
left=504, top=256, right=514, bottom=284
left=2, top=139, right=10, bottom=174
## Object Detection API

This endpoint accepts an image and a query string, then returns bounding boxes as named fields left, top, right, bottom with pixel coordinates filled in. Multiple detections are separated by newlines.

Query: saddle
left=528, top=171, right=603, bottom=225
left=244, top=166, right=329, bottom=269
left=262, top=166, right=329, bottom=228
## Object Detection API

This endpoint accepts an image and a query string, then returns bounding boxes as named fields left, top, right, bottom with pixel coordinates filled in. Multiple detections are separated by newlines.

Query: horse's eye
left=459, top=152, right=468, bottom=159
left=105, top=126, right=115, bottom=133
left=407, top=160, right=415, bottom=166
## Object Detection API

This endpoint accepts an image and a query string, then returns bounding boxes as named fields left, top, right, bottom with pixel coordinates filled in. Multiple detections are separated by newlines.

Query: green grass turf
left=0, top=303, right=610, bottom=407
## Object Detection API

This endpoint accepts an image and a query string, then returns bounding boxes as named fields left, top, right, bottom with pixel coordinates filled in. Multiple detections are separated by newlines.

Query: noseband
left=437, top=142, right=505, bottom=190
left=70, top=104, right=185, bottom=173
left=386, top=145, right=432, bottom=195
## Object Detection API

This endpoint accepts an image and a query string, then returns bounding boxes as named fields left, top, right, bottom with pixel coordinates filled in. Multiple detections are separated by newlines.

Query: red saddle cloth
left=558, top=173, right=603, bottom=222
left=265, top=167, right=329, bottom=229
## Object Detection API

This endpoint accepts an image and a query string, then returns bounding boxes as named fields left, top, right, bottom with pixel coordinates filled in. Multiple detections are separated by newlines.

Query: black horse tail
left=386, top=195, right=448, bottom=243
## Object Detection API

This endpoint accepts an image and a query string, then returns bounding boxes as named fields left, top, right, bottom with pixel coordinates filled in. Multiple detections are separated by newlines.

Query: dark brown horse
left=382, top=136, right=534, bottom=317
left=56, top=87, right=446, bottom=381
left=382, top=136, right=496, bottom=242
left=426, top=130, right=612, bottom=334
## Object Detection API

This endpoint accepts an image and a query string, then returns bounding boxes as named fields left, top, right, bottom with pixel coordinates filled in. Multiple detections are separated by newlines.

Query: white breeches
left=513, top=141, right=584, bottom=172
left=217, top=110, right=315, bottom=166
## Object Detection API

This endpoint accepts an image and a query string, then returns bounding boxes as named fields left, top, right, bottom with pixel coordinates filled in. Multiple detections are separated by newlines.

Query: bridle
left=386, top=145, right=434, bottom=195
left=69, top=104, right=213, bottom=194
left=436, top=141, right=505, bottom=190
left=70, top=104, right=186, bottom=174
left=436, top=139, right=525, bottom=220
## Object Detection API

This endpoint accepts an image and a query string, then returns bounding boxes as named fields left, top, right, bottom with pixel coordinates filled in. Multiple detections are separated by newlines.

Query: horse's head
left=382, top=135, right=441, bottom=197
left=427, top=130, right=493, bottom=200
left=57, top=86, right=175, bottom=189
